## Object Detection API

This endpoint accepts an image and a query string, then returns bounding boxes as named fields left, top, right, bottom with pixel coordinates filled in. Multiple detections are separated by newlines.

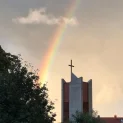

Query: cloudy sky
left=1, top=0, right=123, bottom=122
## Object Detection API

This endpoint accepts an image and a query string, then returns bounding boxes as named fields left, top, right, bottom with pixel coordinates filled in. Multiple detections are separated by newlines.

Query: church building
left=61, top=60, right=123, bottom=123
left=61, top=60, right=92, bottom=122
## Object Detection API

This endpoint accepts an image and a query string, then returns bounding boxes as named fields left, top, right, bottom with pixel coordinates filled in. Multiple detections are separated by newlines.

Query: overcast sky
left=1, top=0, right=123, bottom=122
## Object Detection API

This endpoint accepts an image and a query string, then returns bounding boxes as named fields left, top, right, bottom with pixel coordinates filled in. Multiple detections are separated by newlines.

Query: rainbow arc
left=38, top=0, right=80, bottom=86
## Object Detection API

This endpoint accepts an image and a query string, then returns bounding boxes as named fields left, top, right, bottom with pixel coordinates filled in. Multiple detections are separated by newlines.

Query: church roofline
left=61, top=76, right=92, bottom=84
left=88, top=79, right=92, bottom=82
left=61, top=78, right=66, bottom=83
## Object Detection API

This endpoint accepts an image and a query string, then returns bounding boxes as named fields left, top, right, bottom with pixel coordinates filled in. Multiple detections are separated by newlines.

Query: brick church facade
left=61, top=77, right=92, bottom=121
left=61, top=60, right=123, bottom=123
left=61, top=60, right=92, bottom=122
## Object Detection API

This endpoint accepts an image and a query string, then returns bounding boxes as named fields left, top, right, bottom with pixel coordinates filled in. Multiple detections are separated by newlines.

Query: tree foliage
left=0, top=45, right=56, bottom=123
left=69, top=110, right=105, bottom=123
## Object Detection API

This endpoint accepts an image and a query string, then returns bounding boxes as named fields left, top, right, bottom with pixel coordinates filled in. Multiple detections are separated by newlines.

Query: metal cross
left=68, top=60, right=74, bottom=74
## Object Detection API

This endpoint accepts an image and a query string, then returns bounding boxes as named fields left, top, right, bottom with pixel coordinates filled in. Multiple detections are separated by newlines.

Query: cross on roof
left=68, top=60, right=74, bottom=74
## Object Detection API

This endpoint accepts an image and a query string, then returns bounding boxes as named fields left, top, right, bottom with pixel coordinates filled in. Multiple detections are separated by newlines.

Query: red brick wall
left=83, top=82, right=89, bottom=112
left=83, top=102, right=89, bottom=113
left=101, top=117, right=123, bottom=123
left=83, top=82, right=88, bottom=102
left=63, top=83, right=69, bottom=121
left=63, top=83, right=69, bottom=102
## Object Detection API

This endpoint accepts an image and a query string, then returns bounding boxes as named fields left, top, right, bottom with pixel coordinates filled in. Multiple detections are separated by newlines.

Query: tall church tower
left=61, top=60, right=92, bottom=122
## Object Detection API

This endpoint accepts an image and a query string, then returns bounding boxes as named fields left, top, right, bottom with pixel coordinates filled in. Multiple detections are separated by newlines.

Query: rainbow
left=39, top=0, right=80, bottom=86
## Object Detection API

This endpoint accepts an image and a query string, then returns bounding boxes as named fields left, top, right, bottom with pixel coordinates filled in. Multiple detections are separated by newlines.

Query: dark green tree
left=0, top=45, right=56, bottom=123
left=69, top=110, right=105, bottom=123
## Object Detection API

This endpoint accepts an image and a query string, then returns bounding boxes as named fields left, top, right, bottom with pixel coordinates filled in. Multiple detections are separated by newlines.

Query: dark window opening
left=64, top=102, right=69, bottom=112
left=83, top=102, right=89, bottom=113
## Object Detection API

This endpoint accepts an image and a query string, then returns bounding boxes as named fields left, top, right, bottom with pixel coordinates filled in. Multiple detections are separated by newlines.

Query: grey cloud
left=12, top=8, right=78, bottom=26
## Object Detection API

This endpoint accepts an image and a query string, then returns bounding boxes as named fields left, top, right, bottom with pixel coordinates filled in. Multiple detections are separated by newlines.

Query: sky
left=0, top=0, right=123, bottom=122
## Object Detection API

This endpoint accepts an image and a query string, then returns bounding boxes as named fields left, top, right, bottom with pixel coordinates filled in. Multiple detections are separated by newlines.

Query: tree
left=69, top=110, right=105, bottom=123
left=0, top=45, right=56, bottom=123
